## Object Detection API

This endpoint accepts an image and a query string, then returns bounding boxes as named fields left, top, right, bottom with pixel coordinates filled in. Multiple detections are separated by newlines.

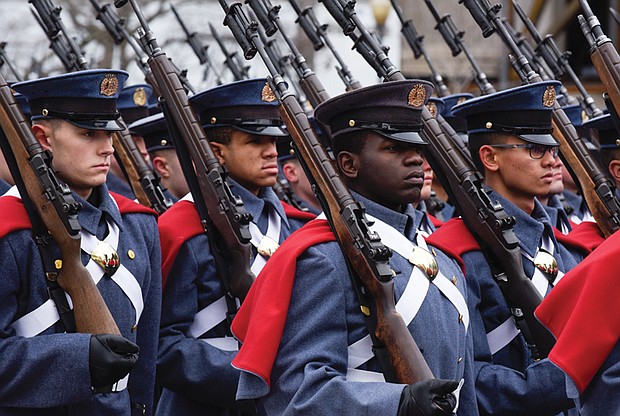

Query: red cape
left=231, top=219, right=335, bottom=387
left=562, top=221, right=605, bottom=255
left=536, top=230, right=620, bottom=393
left=425, top=218, right=479, bottom=273
left=0, top=192, right=156, bottom=239
left=428, top=214, right=444, bottom=228
left=158, top=200, right=317, bottom=288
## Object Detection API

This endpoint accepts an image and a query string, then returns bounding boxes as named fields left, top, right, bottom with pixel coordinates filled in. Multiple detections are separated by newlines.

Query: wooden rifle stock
left=278, top=93, right=434, bottom=384
left=0, top=77, right=119, bottom=335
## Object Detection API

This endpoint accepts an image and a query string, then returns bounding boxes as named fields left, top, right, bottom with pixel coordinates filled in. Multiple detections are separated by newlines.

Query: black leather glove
left=397, top=379, right=459, bottom=416
left=89, top=334, right=139, bottom=389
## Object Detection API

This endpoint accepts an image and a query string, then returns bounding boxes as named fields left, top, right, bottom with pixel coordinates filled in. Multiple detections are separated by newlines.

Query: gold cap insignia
left=408, top=84, right=426, bottom=107
left=133, top=87, right=147, bottom=106
left=542, top=85, right=556, bottom=108
left=261, top=83, right=276, bottom=103
left=100, top=74, right=119, bottom=97
left=427, top=102, right=437, bottom=118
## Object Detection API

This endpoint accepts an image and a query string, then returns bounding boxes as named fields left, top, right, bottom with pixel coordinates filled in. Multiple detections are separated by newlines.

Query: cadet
left=429, top=81, right=581, bottom=415
left=128, top=112, right=188, bottom=202
left=2, top=69, right=162, bottom=415
left=536, top=228, right=620, bottom=416
left=276, top=137, right=321, bottom=214
left=231, top=80, right=478, bottom=416
left=107, top=84, right=157, bottom=199
left=156, top=78, right=314, bottom=415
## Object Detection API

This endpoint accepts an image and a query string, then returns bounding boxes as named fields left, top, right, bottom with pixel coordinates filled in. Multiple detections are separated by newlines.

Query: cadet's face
left=215, top=130, right=279, bottom=195
left=354, top=133, right=425, bottom=210
left=420, top=154, right=434, bottom=201
left=41, top=120, right=114, bottom=199
left=485, top=136, right=556, bottom=212
left=548, top=156, right=565, bottom=195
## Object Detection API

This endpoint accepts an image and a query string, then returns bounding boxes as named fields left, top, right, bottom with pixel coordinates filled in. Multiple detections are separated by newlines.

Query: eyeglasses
left=489, top=143, right=559, bottom=160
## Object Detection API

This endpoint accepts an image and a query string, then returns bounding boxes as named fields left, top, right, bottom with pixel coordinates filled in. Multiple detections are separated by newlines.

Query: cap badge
left=100, top=74, right=119, bottom=97
left=427, top=102, right=437, bottom=118
left=133, top=87, right=147, bottom=106
left=261, top=83, right=276, bottom=103
left=408, top=84, right=426, bottom=107
left=542, top=85, right=556, bottom=108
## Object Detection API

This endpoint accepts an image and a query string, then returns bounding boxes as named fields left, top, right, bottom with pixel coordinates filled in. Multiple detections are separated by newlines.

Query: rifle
left=89, top=0, right=160, bottom=94
left=170, top=4, right=224, bottom=86
left=255, top=22, right=310, bottom=111
left=209, top=22, right=250, bottom=81
left=245, top=0, right=330, bottom=107
left=461, top=0, right=620, bottom=238
left=0, top=72, right=120, bottom=335
left=500, top=18, right=574, bottom=108
left=390, top=0, right=450, bottom=96
left=423, top=0, right=496, bottom=95
left=513, top=0, right=603, bottom=118
left=0, top=42, right=23, bottom=82
left=579, top=1, right=620, bottom=128
left=219, top=0, right=434, bottom=384
left=321, top=0, right=557, bottom=359
left=115, top=0, right=255, bottom=302
left=288, top=0, right=362, bottom=91
left=29, top=0, right=89, bottom=71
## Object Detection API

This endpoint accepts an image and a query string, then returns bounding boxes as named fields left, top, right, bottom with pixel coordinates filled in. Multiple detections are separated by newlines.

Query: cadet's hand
left=89, top=334, right=139, bottom=389
left=397, top=379, right=458, bottom=416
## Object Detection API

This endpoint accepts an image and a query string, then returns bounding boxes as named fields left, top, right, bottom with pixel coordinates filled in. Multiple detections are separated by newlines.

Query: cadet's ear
left=152, top=156, right=170, bottom=178
left=337, top=151, right=359, bottom=179
left=479, top=144, right=500, bottom=172
left=609, top=159, right=620, bottom=183
left=209, top=141, right=226, bottom=165
left=282, top=162, right=299, bottom=184
left=31, top=123, right=51, bottom=150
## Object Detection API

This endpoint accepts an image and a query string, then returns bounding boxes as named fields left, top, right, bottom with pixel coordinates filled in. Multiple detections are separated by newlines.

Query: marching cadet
left=536, top=226, right=620, bottom=416
left=128, top=113, right=188, bottom=202
left=230, top=80, right=478, bottom=416
left=2, top=69, right=162, bottom=414
left=276, top=137, right=321, bottom=214
left=428, top=81, right=582, bottom=415
left=584, top=113, right=620, bottom=195
left=155, top=78, right=315, bottom=415
left=106, top=84, right=157, bottom=199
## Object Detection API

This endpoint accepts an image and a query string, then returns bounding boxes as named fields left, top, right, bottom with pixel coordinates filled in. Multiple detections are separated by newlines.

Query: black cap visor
left=516, top=133, right=558, bottom=146
left=234, top=124, right=289, bottom=137
left=374, top=129, right=428, bottom=145
left=67, top=118, right=126, bottom=132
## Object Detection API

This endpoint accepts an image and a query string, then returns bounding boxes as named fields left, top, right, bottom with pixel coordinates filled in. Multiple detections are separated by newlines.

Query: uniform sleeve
left=245, top=245, right=405, bottom=416
left=0, top=232, right=92, bottom=408
left=463, top=251, right=575, bottom=415
left=157, top=234, right=246, bottom=410
left=128, top=216, right=162, bottom=416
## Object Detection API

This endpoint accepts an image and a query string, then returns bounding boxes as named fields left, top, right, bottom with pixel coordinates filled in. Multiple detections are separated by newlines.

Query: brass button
left=210, top=116, right=217, bottom=124
left=360, top=305, right=370, bottom=316
left=452, top=275, right=457, bottom=285
left=486, top=121, right=493, bottom=129
left=127, top=250, right=136, bottom=259
left=54, top=259, right=63, bottom=270
left=348, top=119, right=356, bottom=127
left=457, top=357, right=463, bottom=363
